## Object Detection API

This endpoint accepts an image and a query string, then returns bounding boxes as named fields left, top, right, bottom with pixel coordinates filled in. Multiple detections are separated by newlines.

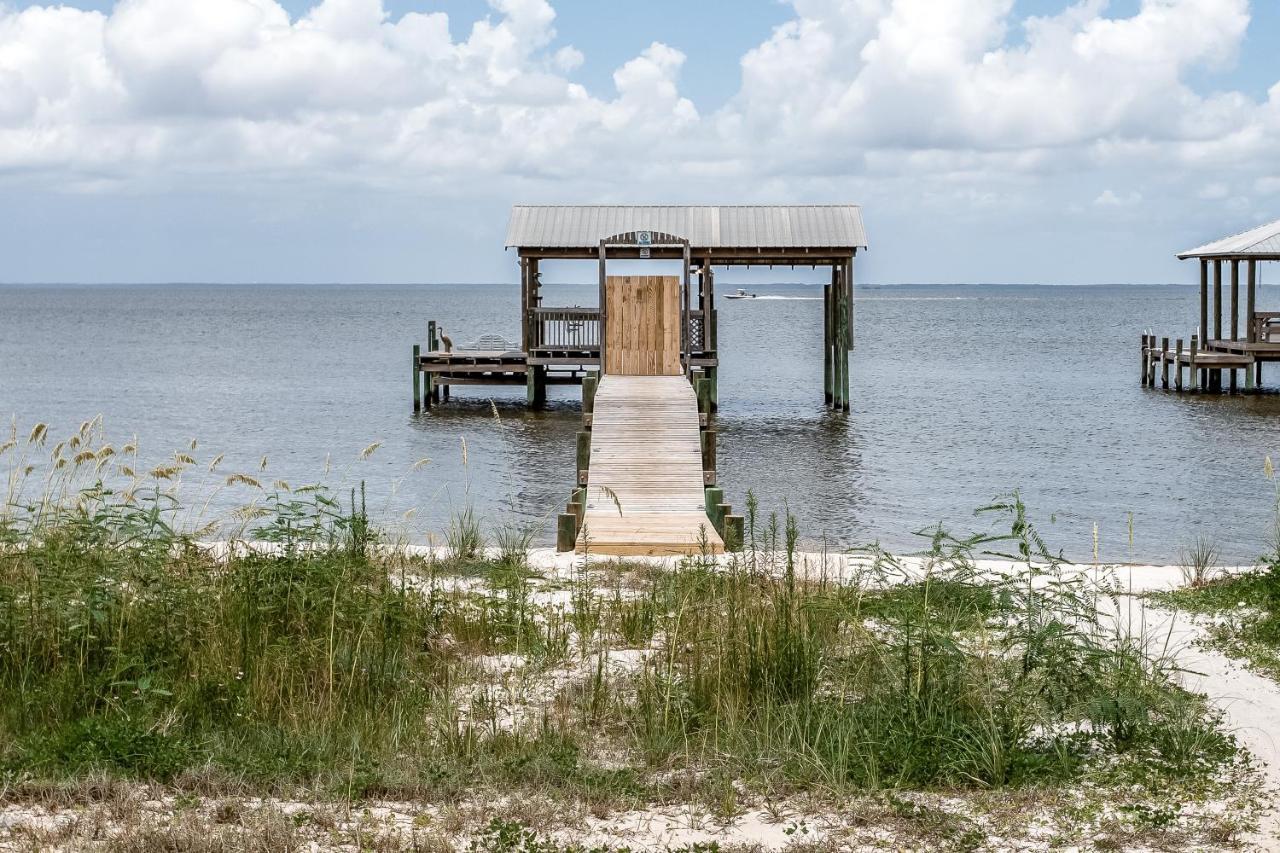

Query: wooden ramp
left=580, top=375, right=723, bottom=556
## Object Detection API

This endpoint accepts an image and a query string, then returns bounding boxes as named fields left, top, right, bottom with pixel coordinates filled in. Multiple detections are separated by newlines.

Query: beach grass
left=0, top=420, right=1263, bottom=849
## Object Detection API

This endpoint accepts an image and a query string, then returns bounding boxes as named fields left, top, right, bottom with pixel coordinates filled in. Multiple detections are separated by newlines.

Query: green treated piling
left=701, top=429, right=716, bottom=472
left=696, top=377, right=711, bottom=415
left=583, top=374, right=598, bottom=413
left=723, top=515, right=744, bottom=552
left=823, top=283, right=833, bottom=405
left=412, top=344, right=421, bottom=412
left=704, top=487, right=724, bottom=533
left=556, top=513, right=577, bottom=552
left=576, top=431, right=591, bottom=483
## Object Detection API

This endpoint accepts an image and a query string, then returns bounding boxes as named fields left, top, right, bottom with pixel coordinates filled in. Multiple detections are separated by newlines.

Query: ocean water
left=4, top=281, right=1280, bottom=563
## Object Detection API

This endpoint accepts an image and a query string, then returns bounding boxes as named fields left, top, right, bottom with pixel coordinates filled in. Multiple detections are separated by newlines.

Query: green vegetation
left=0, top=420, right=1262, bottom=849
left=1159, top=557, right=1280, bottom=681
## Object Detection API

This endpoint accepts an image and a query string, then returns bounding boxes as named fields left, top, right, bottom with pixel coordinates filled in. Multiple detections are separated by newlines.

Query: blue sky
left=0, top=0, right=1278, bottom=284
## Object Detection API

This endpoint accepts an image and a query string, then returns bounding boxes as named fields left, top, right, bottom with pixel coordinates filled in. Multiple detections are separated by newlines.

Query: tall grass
left=0, top=422, right=1242, bottom=807
left=628, top=494, right=1233, bottom=788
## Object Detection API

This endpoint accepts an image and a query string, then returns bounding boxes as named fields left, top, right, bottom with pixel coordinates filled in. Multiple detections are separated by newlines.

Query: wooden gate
left=604, top=275, right=681, bottom=375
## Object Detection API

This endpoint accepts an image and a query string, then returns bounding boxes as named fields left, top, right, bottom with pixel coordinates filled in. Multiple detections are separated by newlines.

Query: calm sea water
left=4, top=282, right=1280, bottom=562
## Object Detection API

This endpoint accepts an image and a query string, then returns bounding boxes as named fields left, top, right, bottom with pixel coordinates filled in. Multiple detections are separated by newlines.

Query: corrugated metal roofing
left=1178, top=217, right=1280, bottom=259
left=505, top=205, right=868, bottom=250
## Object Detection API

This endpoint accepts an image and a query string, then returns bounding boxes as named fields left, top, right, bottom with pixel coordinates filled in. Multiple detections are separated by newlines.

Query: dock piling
left=1175, top=338, right=1183, bottom=392
left=1160, top=337, right=1169, bottom=388
left=576, top=430, right=591, bottom=485
left=1190, top=335, right=1199, bottom=391
left=412, top=344, right=421, bottom=412
left=556, top=513, right=577, bottom=552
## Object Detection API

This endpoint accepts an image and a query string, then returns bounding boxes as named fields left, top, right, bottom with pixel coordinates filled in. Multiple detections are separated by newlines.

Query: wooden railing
left=530, top=308, right=600, bottom=350
left=1253, top=312, right=1280, bottom=344
left=529, top=307, right=712, bottom=353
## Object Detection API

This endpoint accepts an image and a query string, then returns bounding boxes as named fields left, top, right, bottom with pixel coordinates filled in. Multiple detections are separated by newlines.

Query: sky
left=0, top=0, right=1278, bottom=285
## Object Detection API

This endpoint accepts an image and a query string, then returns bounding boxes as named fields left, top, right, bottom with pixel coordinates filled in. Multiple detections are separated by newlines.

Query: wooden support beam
left=1190, top=335, right=1199, bottom=391
left=556, top=513, right=577, bottom=552
left=696, top=377, right=712, bottom=415
left=576, top=430, right=591, bottom=483
left=723, top=515, right=744, bottom=552
left=1200, top=259, right=1209, bottom=345
left=598, top=240, right=608, bottom=375
left=1161, top=337, right=1169, bottom=389
left=701, top=429, right=716, bottom=472
left=583, top=374, right=597, bottom=413
left=1231, top=260, right=1240, bottom=341
left=1248, top=259, right=1258, bottom=343
left=1141, top=334, right=1149, bottom=386
left=412, top=344, right=421, bottom=412
left=704, top=487, right=724, bottom=532
left=1213, top=259, right=1223, bottom=342
left=1175, top=338, right=1183, bottom=392
left=823, top=281, right=833, bottom=405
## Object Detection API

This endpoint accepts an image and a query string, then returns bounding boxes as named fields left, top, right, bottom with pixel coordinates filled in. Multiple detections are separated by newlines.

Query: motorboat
left=724, top=288, right=758, bottom=300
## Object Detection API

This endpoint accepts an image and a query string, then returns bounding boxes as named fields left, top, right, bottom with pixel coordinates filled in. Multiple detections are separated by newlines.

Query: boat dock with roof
left=410, top=204, right=868, bottom=556
left=1142, top=217, right=1280, bottom=393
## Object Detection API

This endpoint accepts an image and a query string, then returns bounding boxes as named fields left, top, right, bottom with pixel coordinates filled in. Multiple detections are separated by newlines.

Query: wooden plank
left=578, top=375, right=724, bottom=556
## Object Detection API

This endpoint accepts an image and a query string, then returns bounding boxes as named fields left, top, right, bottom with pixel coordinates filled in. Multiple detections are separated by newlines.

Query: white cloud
left=0, top=0, right=1278, bottom=282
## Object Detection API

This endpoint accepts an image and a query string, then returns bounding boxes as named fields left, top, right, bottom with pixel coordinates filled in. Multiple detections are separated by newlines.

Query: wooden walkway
left=579, top=375, right=724, bottom=556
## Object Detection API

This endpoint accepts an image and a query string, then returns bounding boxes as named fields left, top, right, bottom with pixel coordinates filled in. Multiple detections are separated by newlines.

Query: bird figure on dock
left=439, top=329, right=453, bottom=353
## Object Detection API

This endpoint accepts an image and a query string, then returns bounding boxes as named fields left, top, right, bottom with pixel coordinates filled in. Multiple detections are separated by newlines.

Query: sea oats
left=27, top=422, right=48, bottom=446
left=226, top=473, right=262, bottom=489
left=361, top=441, right=382, bottom=459
left=209, top=453, right=225, bottom=472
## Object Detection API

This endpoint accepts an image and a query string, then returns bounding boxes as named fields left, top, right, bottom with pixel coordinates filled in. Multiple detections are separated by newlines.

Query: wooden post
left=840, top=261, right=851, bottom=411
left=412, top=344, right=421, bottom=412
left=701, top=429, right=716, bottom=472
left=847, top=253, right=856, bottom=349
left=723, top=515, right=744, bottom=552
left=1214, top=260, right=1223, bottom=342
left=556, top=513, right=577, bottom=552
left=526, top=365, right=546, bottom=408
left=1160, top=337, right=1169, bottom=389
left=1246, top=355, right=1256, bottom=391
left=682, top=241, right=692, bottom=376
left=572, top=487, right=586, bottom=523
left=428, top=322, right=440, bottom=402
left=1248, top=260, right=1258, bottom=343
left=1190, top=335, right=1199, bottom=391
left=1212, top=259, right=1223, bottom=391
left=823, top=281, right=833, bottom=405
left=1146, top=337, right=1156, bottom=387
left=1231, top=256, right=1239, bottom=391
left=696, top=377, right=712, bottom=415
left=704, top=487, right=724, bottom=533
left=1175, top=338, right=1183, bottom=392
left=576, top=431, right=591, bottom=484
left=1199, top=259, right=1209, bottom=346
left=519, top=257, right=528, bottom=352
left=598, top=240, right=608, bottom=375
left=583, top=374, right=597, bottom=414
left=1141, top=334, right=1149, bottom=386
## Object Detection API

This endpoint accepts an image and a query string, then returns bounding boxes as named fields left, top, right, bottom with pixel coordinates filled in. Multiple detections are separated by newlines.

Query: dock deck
left=578, top=375, right=724, bottom=556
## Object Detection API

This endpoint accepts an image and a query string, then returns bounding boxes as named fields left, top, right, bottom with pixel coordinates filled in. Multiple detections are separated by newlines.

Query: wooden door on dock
left=604, top=275, right=681, bottom=376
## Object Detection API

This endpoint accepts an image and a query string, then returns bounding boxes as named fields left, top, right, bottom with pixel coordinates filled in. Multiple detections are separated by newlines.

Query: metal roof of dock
left=506, top=205, right=868, bottom=251
left=1178, top=217, right=1280, bottom=260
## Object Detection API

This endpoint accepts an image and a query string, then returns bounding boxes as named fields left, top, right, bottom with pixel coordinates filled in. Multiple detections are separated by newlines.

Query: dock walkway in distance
left=579, top=375, right=724, bottom=556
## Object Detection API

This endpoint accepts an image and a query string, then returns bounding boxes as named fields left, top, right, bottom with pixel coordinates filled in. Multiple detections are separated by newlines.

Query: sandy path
left=1134, top=602, right=1280, bottom=849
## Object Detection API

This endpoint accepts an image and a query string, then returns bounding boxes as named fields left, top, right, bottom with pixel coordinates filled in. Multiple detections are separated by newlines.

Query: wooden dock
left=577, top=375, right=723, bottom=556
left=1142, top=223, right=1280, bottom=394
